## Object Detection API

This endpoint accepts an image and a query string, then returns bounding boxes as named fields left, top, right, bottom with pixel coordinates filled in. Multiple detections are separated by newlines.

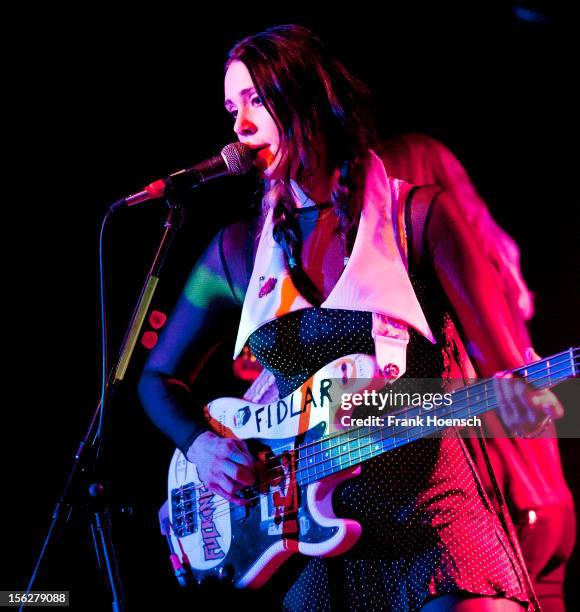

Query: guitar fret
left=164, top=349, right=579, bottom=587
left=314, top=441, right=322, bottom=478
left=322, top=437, right=331, bottom=465
left=348, top=429, right=361, bottom=464
left=297, top=349, right=578, bottom=486
left=483, top=383, right=490, bottom=416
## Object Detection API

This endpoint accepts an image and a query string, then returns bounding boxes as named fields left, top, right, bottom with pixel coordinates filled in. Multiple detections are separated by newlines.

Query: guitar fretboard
left=295, top=348, right=578, bottom=486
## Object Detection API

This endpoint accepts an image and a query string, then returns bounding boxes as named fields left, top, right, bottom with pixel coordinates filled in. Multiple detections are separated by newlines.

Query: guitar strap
left=404, top=185, right=540, bottom=611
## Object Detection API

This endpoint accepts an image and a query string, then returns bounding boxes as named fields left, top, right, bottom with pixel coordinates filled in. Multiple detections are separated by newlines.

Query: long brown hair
left=227, top=25, right=377, bottom=304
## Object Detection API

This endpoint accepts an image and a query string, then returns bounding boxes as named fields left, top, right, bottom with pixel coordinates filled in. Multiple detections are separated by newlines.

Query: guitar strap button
left=383, top=363, right=399, bottom=379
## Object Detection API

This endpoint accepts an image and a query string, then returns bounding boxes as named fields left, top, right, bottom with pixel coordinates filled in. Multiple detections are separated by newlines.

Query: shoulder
left=219, top=216, right=261, bottom=271
left=396, top=183, right=444, bottom=265
left=220, top=216, right=261, bottom=254
left=216, top=215, right=262, bottom=303
left=422, top=188, right=484, bottom=270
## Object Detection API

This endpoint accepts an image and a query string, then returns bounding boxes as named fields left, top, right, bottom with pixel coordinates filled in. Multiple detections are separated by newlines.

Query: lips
left=246, top=144, right=270, bottom=154
left=243, top=144, right=275, bottom=174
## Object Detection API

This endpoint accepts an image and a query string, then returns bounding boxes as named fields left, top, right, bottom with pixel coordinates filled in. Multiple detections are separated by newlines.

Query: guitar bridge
left=171, top=483, right=198, bottom=538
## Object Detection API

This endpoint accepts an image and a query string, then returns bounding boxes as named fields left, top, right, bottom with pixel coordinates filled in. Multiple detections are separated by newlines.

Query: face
left=224, top=60, right=281, bottom=178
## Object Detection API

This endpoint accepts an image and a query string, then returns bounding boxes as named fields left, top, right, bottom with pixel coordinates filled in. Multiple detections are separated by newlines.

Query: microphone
left=111, top=142, right=254, bottom=210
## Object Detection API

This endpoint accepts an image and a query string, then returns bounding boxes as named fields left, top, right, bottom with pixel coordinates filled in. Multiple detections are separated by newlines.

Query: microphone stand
left=24, top=197, right=187, bottom=611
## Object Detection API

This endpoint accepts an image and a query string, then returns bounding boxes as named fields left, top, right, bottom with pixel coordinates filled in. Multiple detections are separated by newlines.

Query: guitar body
left=168, top=429, right=361, bottom=588
left=167, top=353, right=382, bottom=587
left=165, top=347, right=578, bottom=588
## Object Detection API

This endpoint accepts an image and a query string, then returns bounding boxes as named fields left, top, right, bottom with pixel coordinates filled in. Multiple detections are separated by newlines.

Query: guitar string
left=174, top=354, right=578, bottom=522
left=254, top=352, right=577, bottom=477
left=251, top=350, right=576, bottom=463
left=173, top=355, right=578, bottom=524
left=173, top=355, right=578, bottom=522
left=261, top=350, right=578, bottom=462
left=257, top=360, right=577, bottom=481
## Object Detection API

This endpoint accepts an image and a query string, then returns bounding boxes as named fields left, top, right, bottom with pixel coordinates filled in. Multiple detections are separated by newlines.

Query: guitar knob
left=175, top=569, right=190, bottom=588
left=196, top=573, right=208, bottom=586
left=218, top=564, right=235, bottom=582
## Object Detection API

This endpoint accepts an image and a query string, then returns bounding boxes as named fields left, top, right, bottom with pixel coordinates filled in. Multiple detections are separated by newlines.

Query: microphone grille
left=221, top=142, right=254, bottom=175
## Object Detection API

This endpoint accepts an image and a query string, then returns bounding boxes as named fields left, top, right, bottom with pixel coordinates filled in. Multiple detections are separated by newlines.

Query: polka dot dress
left=249, top=309, right=375, bottom=398
left=248, top=309, right=531, bottom=611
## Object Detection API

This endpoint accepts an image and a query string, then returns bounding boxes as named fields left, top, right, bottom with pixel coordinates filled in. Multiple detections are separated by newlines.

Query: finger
left=228, top=440, right=256, bottom=466
left=494, top=371, right=517, bottom=407
left=530, top=390, right=564, bottom=419
left=495, top=374, right=540, bottom=434
left=536, top=399, right=564, bottom=420
left=222, top=461, right=256, bottom=487
left=223, top=474, right=254, bottom=506
left=517, top=383, right=538, bottom=418
left=494, top=374, right=519, bottom=428
left=512, top=389, right=556, bottom=436
left=494, top=370, right=513, bottom=379
left=546, top=402, right=564, bottom=420
left=524, top=347, right=541, bottom=363
left=544, top=391, right=564, bottom=419
left=522, top=414, right=553, bottom=439
left=205, top=474, right=251, bottom=506
left=211, top=481, right=250, bottom=507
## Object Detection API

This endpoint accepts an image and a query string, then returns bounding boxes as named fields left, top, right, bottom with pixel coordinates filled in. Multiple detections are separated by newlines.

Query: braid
left=331, top=154, right=368, bottom=256
left=228, top=24, right=377, bottom=296
left=271, top=193, right=300, bottom=269
left=268, top=182, right=326, bottom=306
left=261, top=150, right=370, bottom=306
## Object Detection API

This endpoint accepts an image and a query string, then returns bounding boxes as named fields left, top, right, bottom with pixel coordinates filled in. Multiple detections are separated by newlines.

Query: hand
left=494, top=370, right=564, bottom=438
left=186, top=431, right=258, bottom=506
left=158, top=500, right=170, bottom=535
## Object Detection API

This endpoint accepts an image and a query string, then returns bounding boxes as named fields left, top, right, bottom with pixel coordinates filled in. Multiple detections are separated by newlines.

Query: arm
left=426, top=191, right=523, bottom=374
left=425, top=191, right=562, bottom=433
left=138, top=223, right=258, bottom=503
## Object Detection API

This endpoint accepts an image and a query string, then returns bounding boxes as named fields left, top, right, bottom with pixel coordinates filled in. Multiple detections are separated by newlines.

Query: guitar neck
left=296, top=348, right=579, bottom=486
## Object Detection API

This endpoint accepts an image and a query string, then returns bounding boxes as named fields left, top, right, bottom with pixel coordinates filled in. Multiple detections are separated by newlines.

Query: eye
left=228, top=109, right=238, bottom=120
left=251, top=95, right=263, bottom=107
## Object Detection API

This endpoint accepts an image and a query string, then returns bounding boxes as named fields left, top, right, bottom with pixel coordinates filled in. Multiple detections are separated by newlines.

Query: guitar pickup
left=231, top=504, right=250, bottom=523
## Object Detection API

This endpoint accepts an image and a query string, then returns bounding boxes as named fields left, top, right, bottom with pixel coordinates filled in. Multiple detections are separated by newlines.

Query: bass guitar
left=164, top=348, right=578, bottom=588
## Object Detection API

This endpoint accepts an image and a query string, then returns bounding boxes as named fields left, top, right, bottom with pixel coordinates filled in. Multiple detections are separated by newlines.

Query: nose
left=234, top=108, right=257, bottom=138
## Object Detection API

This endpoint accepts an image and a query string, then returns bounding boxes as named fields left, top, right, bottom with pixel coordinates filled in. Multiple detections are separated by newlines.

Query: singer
left=138, top=25, right=562, bottom=611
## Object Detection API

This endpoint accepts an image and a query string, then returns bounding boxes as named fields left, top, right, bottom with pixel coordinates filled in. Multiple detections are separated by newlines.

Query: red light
left=141, top=331, right=158, bottom=349
left=149, top=310, right=167, bottom=329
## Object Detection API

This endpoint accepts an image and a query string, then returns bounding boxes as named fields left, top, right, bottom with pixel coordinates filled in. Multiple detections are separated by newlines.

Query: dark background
left=7, top=3, right=579, bottom=610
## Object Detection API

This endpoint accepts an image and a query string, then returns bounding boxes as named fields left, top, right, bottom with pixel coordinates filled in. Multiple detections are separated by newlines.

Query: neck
left=292, top=348, right=578, bottom=487
left=290, top=168, right=337, bottom=209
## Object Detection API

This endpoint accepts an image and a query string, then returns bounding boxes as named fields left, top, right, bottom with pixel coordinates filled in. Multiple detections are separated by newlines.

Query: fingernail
left=546, top=404, right=563, bottom=419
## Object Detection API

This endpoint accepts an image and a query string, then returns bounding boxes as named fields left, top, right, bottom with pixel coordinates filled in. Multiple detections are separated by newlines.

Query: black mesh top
left=248, top=308, right=375, bottom=397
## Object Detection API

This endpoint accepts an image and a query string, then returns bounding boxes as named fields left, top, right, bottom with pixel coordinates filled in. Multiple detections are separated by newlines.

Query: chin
left=265, top=162, right=284, bottom=181
left=261, top=167, right=276, bottom=180
left=256, top=150, right=281, bottom=178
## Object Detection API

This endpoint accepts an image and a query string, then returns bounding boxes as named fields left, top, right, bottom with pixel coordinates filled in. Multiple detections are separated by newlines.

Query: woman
left=378, top=133, right=575, bottom=612
left=378, top=133, right=534, bottom=337
left=139, top=25, right=558, bottom=610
